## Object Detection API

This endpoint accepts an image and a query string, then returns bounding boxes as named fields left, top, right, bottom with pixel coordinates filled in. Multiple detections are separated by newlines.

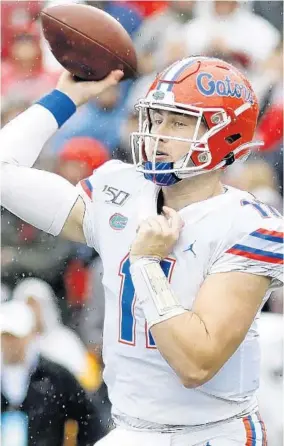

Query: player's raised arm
left=0, top=70, right=124, bottom=243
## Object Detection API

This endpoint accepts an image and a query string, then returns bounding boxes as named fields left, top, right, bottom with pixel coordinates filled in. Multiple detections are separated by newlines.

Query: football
left=41, top=4, right=137, bottom=81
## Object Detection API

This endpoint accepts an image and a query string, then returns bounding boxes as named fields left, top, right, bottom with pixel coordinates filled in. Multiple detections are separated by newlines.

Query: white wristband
left=130, top=257, right=187, bottom=328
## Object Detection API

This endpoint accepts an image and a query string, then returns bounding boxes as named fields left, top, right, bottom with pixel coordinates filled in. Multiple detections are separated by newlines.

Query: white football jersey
left=78, top=160, right=283, bottom=426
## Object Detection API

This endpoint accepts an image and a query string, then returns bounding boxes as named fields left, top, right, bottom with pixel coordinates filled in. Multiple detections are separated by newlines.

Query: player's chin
left=146, top=155, right=173, bottom=162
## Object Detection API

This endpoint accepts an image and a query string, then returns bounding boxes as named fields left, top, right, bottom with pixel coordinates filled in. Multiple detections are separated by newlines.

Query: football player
left=1, top=57, right=283, bottom=445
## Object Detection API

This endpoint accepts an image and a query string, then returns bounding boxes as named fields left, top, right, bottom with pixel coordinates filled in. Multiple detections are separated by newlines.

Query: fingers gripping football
left=130, top=207, right=184, bottom=263
left=56, top=69, right=124, bottom=107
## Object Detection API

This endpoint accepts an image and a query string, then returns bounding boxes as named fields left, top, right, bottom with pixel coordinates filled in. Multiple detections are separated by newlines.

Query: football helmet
left=131, top=56, right=262, bottom=186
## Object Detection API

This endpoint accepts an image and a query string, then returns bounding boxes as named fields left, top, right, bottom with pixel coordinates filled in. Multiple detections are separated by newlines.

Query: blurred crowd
left=1, top=1, right=283, bottom=445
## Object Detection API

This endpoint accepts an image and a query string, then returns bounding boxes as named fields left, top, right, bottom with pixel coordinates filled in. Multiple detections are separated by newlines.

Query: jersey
left=77, top=160, right=283, bottom=426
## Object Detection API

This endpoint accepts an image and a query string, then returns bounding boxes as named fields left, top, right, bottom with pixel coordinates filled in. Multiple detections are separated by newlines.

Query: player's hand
left=56, top=69, right=124, bottom=107
left=130, top=206, right=184, bottom=263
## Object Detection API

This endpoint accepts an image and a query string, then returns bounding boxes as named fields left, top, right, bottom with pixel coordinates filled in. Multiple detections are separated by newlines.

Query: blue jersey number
left=241, top=199, right=281, bottom=218
left=118, top=255, right=175, bottom=348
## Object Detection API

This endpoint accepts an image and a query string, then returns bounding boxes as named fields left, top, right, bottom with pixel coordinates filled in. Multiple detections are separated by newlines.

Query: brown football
left=41, top=4, right=137, bottom=81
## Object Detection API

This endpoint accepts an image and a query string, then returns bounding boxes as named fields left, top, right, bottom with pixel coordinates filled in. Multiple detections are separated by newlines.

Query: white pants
left=96, top=411, right=266, bottom=445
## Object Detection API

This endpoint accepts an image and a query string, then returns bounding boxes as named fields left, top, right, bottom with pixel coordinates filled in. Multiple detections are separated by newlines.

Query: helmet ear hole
left=225, top=133, right=241, bottom=144
left=223, top=152, right=235, bottom=166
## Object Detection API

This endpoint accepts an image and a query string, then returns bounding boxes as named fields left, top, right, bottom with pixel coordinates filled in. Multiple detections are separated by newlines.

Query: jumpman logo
left=183, top=240, right=197, bottom=257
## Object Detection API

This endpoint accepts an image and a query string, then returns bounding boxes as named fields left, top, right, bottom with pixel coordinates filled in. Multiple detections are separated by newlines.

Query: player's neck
left=162, top=171, right=224, bottom=211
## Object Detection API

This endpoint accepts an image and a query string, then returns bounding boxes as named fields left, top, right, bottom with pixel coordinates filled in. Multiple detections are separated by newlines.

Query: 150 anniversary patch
left=103, top=185, right=130, bottom=206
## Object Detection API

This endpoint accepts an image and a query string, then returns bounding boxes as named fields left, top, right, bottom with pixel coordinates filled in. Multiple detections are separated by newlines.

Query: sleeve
left=78, top=177, right=94, bottom=201
left=76, top=160, right=124, bottom=252
left=209, top=220, right=283, bottom=287
left=76, top=173, right=99, bottom=252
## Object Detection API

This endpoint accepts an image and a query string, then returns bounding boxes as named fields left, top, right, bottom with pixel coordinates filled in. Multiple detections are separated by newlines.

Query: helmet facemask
left=131, top=97, right=262, bottom=186
left=132, top=99, right=229, bottom=184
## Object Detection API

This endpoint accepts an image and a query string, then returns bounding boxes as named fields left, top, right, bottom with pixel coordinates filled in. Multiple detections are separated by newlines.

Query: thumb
left=110, top=69, right=125, bottom=83
left=78, top=70, right=124, bottom=95
left=95, top=70, right=124, bottom=88
left=163, top=206, right=184, bottom=230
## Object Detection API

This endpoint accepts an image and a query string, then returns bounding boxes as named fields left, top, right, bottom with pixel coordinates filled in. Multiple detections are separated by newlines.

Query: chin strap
left=143, top=139, right=263, bottom=186
left=143, top=162, right=181, bottom=186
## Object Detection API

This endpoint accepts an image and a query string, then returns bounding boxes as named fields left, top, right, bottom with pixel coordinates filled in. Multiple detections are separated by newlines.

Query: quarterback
left=1, top=57, right=283, bottom=445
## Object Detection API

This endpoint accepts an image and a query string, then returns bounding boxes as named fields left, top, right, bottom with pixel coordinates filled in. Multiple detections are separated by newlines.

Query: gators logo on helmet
left=131, top=56, right=261, bottom=186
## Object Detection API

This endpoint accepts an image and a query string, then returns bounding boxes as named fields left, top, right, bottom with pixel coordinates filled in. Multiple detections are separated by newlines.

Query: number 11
left=118, top=254, right=176, bottom=349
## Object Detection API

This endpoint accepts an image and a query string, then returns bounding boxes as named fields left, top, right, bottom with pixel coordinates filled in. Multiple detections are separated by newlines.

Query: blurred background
left=1, top=1, right=283, bottom=445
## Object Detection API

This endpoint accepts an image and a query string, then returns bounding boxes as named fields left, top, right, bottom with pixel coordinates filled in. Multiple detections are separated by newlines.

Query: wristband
left=36, top=90, right=76, bottom=127
left=130, top=257, right=187, bottom=328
